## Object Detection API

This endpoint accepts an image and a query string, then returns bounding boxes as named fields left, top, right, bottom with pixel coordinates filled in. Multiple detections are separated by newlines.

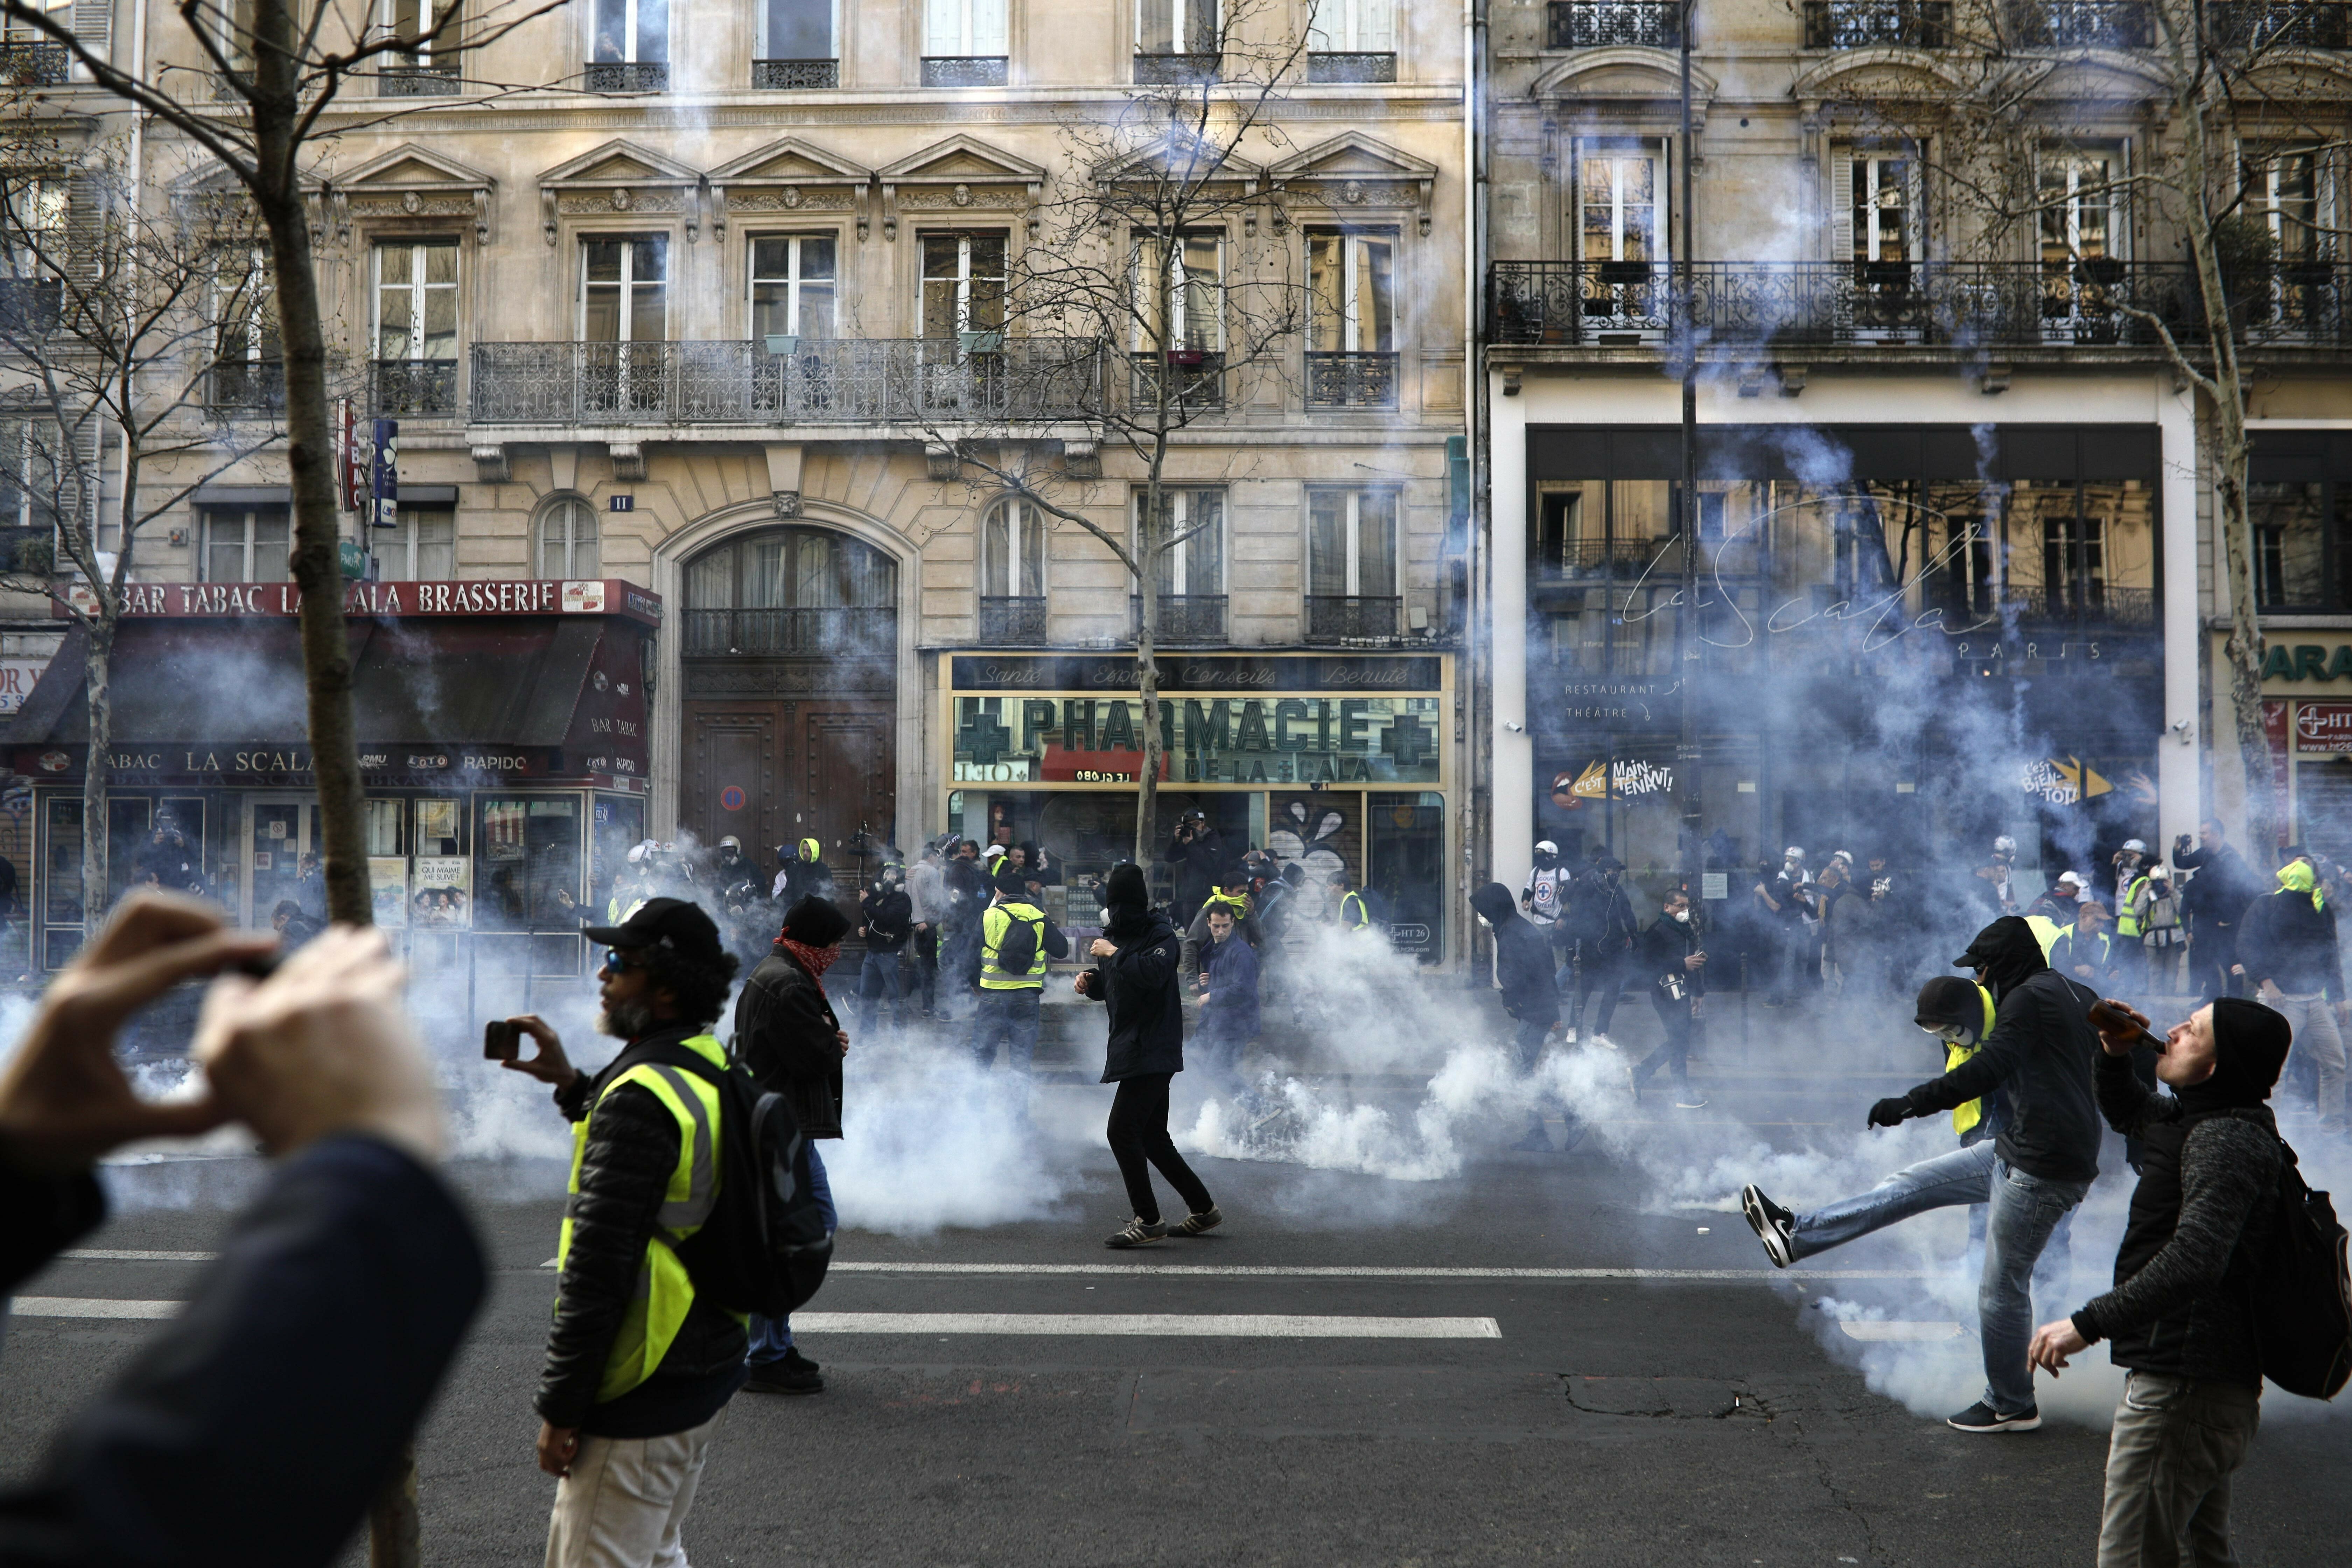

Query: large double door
left=683, top=699, right=896, bottom=893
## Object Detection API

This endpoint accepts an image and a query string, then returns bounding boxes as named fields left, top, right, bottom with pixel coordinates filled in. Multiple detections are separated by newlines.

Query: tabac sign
left=59, top=578, right=661, bottom=626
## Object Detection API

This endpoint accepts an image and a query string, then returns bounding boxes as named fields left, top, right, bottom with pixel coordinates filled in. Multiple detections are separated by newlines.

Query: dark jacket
left=1899, top=917, right=2103, bottom=1184
left=734, top=945, right=845, bottom=1138
left=1167, top=826, right=1223, bottom=908
left=0, top=1137, right=482, bottom=1568
left=1567, top=873, right=1640, bottom=949
left=1199, top=926, right=1262, bottom=1040
left=1181, top=894, right=1260, bottom=986
left=1638, top=913, right=1706, bottom=1006
left=2236, top=886, right=2343, bottom=996
left=539, top=1024, right=750, bottom=1437
left=1474, top=882, right=1559, bottom=1024
left=860, top=886, right=914, bottom=952
left=2176, top=841, right=2261, bottom=952
left=1081, top=909, right=1186, bottom=1080
left=2072, top=1052, right=2284, bottom=1388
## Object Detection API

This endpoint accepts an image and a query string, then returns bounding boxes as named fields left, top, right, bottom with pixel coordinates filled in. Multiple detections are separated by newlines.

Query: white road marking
left=826, top=1263, right=1934, bottom=1282
left=62, top=1249, right=217, bottom=1262
left=787, top=1312, right=1501, bottom=1338
left=1837, top=1321, right=1964, bottom=1342
left=10, top=1297, right=179, bottom=1320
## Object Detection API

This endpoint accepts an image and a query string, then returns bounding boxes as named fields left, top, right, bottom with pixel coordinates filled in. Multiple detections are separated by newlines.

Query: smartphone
left=483, top=1019, right=522, bottom=1061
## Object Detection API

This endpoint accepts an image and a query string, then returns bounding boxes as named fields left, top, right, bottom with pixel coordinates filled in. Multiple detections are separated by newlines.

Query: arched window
left=683, top=525, right=897, bottom=656
left=537, top=496, right=600, bottom=578
left=981, top=497, right=1044, bottom=598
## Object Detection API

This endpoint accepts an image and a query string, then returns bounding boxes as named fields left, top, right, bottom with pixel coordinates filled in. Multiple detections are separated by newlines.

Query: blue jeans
left=1788, top=1140, right=2088, bottom=1416
left=1511, top=1014, right=1554, bottom=1073
left=747, top=1142, right=835, bottom=1363
left=971, top=987, right=1042, bottom=1073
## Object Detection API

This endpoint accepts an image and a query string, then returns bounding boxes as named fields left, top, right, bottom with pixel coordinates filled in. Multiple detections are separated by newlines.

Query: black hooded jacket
left=1082, top=903, right=1187, bottom=1080
left=1474, top=882, right=1559, bottom=1024
left=1898, top=917, right=2102, bottom=1184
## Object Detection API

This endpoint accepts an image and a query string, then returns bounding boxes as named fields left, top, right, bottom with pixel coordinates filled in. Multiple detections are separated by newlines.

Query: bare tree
left=925, top=0, right=1317, bottom=864
left=0, top=133, right=282, bottom=922
left=1818, top=0, right=2347, bottom=851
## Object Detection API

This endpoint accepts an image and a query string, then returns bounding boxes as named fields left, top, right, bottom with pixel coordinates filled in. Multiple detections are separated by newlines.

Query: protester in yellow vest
left=1331, top=869, right=1372, bottom=934
left=496, top=897, right=749, bottom=1568
left=973, top=864, right=1067, bottom=1073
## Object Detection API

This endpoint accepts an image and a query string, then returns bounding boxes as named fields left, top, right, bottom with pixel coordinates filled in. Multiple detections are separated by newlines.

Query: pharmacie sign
left=2260, top=642, right=2352, bottom=683
left=951, top=694, right=1443, bottom=785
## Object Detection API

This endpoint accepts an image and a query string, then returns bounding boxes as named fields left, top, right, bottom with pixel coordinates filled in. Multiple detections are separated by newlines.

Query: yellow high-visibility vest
left=559, top=1032, right=732, bottom=1405
left=980, top=900, right=1048, bottom=990
left=1947, top=985, right=1998, bottom=1137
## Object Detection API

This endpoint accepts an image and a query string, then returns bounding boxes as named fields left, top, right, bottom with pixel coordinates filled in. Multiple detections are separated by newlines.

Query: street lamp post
left=1676, top=0, right=1701, bottom=894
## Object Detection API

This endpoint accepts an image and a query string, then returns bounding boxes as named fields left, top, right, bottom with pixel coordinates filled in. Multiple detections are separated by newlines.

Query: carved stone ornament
left=953, top=182, right=972, bottom=206
left=401, top=190, right=421, bottom=215
left=611, top=188, right=632, bottom=211
left=783, top=184, right=802, bottom=208
left=1343, top=180, right=1366, bottom=204
left=771, top=489, right=803, bottom=517
left=471, top=443, right=511, bottom=483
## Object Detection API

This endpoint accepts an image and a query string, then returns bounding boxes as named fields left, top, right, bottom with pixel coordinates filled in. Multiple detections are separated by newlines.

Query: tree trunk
left=78, top=618, right=111, bottom=924
left=1134, top=484, right=1163, bottom=869
left=250, top=0, right=370, bottom=930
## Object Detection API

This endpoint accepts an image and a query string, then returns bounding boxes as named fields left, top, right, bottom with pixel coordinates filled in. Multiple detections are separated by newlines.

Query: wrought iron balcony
left=583, top=59, right=667, bottom=91
left=681, top=606, right=898, bottom=658
left=1131, top=594, right=1227, bottom=644
left=210, top=359, right=286, bottom=412
left=2012, top=0, right=2151, bottom=47
left=1308, top=51, right=1397, bottom=81
left=1934, top=584, right=2158, bottom=633
left=977, top=595, right=1048, bottom=645
left=377, top=63, right=460, bottom=96
left=922, top=55, right=1007, bottom=86
left=752, top=58, right=839, bottom=88
left=1489, top=258, right=2352, bottom=350
left=1803, top=0, right=1951, bottom=47
left=0, top=41, right=68, bottom=85
left=1305, top=350, right=1399, bottom=409
left=1533, top=538, right=1676, bottom=579
left=1307, top=596, right=1401, bottom=639
left=2207, top=0, right=2351, bottom=47
left=1130, top=350, right=1225, bottom=412
left=469, top=338, right=1104, bottom=427
left=370, top=358, right=460, bottom=417
left=1546, top=0, right=1685, bottom=48
left=1134, top=51, right=1220, bottom=84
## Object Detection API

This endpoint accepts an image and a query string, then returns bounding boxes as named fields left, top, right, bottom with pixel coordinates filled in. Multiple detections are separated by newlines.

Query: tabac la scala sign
left=60, top=578, right=662, bottom=622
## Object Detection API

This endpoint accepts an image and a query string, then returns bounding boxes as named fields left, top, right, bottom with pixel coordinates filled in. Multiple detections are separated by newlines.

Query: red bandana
left=777, top=936, right=838, bottom=990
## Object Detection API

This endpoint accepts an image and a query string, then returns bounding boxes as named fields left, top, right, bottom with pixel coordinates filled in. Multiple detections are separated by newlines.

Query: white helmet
left=719, top=835, right=741, bottom=851
left=1993, top=835, right=2017, bottom=856
left=1534, top=839, right=1559, bottom=855
left=1830, top=849, right=1854, bottom=866
left=2122, top=838, right=2148, bottom=854
left=1783, top=846, right=1806, bottom=862
left=2054, top=871, right=2082, bottom=890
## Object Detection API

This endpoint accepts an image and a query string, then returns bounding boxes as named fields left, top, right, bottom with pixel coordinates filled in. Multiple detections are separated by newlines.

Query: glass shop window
left=474, top=795, right=584, bottom=931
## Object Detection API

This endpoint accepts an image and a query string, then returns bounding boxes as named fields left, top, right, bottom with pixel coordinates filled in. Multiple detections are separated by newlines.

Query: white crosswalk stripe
left=10, top=1297, right=180, bottom=1320
left=787, top=1312, right=1503, bottom=1338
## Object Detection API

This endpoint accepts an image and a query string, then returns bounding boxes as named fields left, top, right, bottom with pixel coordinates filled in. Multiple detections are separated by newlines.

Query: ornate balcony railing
left=583, top=59, right=667, bottom=91
left=1534, top=538, right=1676, bottom=578
left=977, top=596, right=1048, bottom=644
left=211, top=359, right=286, bottom=411
left=1305, top=350, right=1399, bottom=409
left=1933, top=584, right=2158, bottom=634
left=1803, top=0, right=1951, bottom=47
left=469, top=338, right=1104, bottom=426
left=370, top=358, right=460, bottom=417
left=1130, top=350, right=1225, bottom=412
left=1546, top=0, right=1685, bottom=48
left=0, top=41, right=68, bottom=85
left=2012, top=0, right=2151, bottom=47
left=1134, top=51, right=1220, bottom=84
left=681, top=606, right=897, bottom=658
left=922, top=55, right=1007, bottom=86
left=1307, top=596, right=1401, bottom=639
left=377, top=63, right=460, bottom=96
left=1489, top=258, right=2352, bottom=349
left=2206, top=0, right=2352, bottom=47
left=1308, top=51, right=1397, bottom=81
left=752, top=58, right=839, bottom=88
left=1131, top=594, right=1227, bottom=643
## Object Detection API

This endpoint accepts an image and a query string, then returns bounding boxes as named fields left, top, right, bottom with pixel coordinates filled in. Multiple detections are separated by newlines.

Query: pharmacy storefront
left=944, top=653, right=1458, bottom=962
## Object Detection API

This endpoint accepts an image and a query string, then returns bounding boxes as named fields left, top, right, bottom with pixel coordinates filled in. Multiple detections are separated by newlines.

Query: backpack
left=2237, top=1121, right=2352, bottom=1400
left=646, top=1043, right=834, bottom=1317
left=995, top=907, right=1043, bottom=973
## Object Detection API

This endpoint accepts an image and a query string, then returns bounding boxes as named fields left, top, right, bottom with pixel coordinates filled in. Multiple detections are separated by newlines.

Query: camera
left=483, top=1019, right=521, bottom=1061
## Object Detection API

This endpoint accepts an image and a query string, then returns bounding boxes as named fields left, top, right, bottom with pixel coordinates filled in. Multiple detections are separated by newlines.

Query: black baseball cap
left=582, top=897, right=723, bottom=964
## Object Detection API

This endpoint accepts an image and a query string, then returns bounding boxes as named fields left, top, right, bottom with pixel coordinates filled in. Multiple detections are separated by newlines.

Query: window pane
left=634, top=0, right=667, bottom=61
left=1018, top=504, right=1043, bottom=595
left=1355, top=236, right=1394, bottom=351
left=749, top=539, right=788, bottom=606
left=2254, top=482, right=2325, bottom=608
left=1358, top=491, right=1397, bottom=596
left=921, top=235, right=963, bottom=336
left=1182, top=490, right=1222, bottom=594
left=1308, top=234, right=1343, bottom=350
left=1178, top=233, right=1219, bottom=349
left=376, top=244, right=413, bottom=359
left=205, top=516, right=245, bottom=583
left=766, top=0, right=830, bottom=56
left=365, top=798, right=404, bottom=857
left=687, top=543, right=736, bottom=608
left=1309, top=492, right=1348, bottom=596
left=592, top=0, right=627, bottom=60
left=415, top=511, right=456, bottom=580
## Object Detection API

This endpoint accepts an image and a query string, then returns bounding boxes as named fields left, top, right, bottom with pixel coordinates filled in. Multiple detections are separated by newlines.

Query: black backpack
left=2237, top=1120, right=2352, bottom=1400
left=994, top=909, right=1040, bottom=975
left=646, top=1043, right=833, bottom=1317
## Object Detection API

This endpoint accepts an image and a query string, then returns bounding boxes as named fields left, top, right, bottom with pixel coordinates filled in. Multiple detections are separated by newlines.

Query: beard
left=598, top=995, right=661, bottom=1041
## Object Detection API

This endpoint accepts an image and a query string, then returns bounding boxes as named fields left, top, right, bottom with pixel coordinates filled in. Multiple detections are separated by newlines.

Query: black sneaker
left=1169, top=1206, right=1223, bottom=1236
left=1947, top=1400, right=2041, bottom=1433
left=745, top=1348, right=824, bottom=1396
left=1106, top=1217, right=1168, bottom=1248
left=1741, top=1183, right=1796, bottom=1269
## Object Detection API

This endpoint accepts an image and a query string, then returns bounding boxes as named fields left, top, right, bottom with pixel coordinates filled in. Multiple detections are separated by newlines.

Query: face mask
left=1671, top=909, right=1690, bottom=924
left=1924, top=1022, right=1972, bottom=1045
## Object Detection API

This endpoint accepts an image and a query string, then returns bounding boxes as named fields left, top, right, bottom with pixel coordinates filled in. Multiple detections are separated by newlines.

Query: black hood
left=1954, top=915, right=2049, bottom=1001
left=1471, top=881, right=1520, bottom=926
left=2177, top=997, right=2294, bottom=1116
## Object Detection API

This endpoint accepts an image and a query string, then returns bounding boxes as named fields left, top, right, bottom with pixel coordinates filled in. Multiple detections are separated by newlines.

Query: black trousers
left=1634, top=994, right=1695, bottom=1089
left=1106, top=1072, right=1213, bottom=1225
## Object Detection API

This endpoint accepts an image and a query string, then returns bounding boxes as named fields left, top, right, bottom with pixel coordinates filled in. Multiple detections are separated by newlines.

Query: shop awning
left=7, top=615, right=607, bottom=748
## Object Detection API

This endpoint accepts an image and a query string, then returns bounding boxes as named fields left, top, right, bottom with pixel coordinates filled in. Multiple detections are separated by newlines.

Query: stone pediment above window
left=1092, top=140, right=1268, bottom=232
left=1530, top=47, right=1718, bottom=122
left=876, top=135, right=1048, bottom=240
left=328, top=143, right=497, bottom=244
left=1267, top=132, right=1440, bottom=235
left=538, top=140, right=705, bottom=245
left=707, top=139, right=874, bottom=240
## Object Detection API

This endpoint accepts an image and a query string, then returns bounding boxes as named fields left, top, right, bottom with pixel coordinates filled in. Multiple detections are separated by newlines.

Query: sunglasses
left=601, top=948, right=650, bottom=973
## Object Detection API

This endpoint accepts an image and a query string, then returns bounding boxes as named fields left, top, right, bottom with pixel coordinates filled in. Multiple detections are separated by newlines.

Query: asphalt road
left=4, top=1004, right=2348, bottom=1568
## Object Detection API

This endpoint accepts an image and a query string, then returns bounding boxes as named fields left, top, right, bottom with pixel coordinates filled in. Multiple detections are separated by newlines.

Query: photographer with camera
left=1630, top=888, right=1708, bottom=1110
left=1166, top=810, right=1221, bottom=930
left=496, top=898, right=747, bottom=1567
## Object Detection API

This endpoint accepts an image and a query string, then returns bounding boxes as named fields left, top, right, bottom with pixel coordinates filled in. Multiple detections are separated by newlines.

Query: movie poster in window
left=368, top=857, right=410, bottom=929
left=412, top=855, right=472, bottom=929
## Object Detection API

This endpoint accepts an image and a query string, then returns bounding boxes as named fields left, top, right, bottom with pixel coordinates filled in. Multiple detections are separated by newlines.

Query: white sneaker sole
left=1949, top=1413, right=2042, bottom=1433
left=1741, top=1185, right=1795, bottom=1269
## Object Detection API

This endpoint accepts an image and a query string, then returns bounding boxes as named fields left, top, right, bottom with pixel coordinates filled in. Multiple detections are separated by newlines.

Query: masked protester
left=2029, top=998, right=2293, bottom=1567
left=1754, top=847, right=1814, bottom=1008
left=1742, top=917, right=2101, bottom=1433
left=1565, top=856, right=1638, bottom=1047
left=1523, top=839, right=1574, bottom=989
left=2233, top=859, right=2347, bottom=1133
left=1472, top=881, right=1578, bottom=1153
left=1630, top=890, right=1708, bottom=1108
left=2176, top=819, right=2261, bottom=1000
